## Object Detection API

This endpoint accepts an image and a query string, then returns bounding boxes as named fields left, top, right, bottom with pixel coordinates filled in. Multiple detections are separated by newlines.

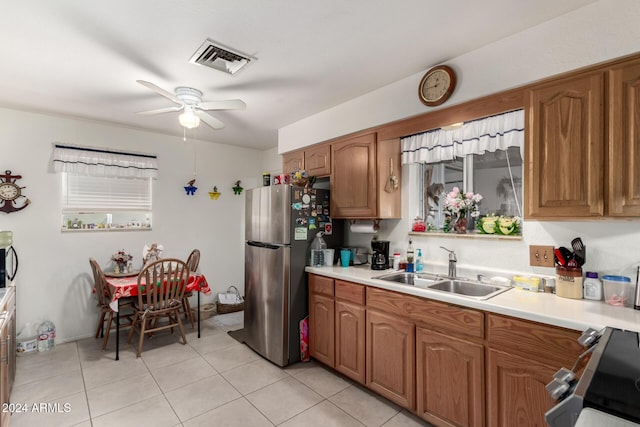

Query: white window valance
left=401, top=109, right=524, bottom=164
left=52, top=144, right=159, bottom=179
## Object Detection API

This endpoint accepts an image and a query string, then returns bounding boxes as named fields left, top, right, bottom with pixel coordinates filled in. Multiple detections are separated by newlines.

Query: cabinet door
left=609, top=59, right=640, bottom=216
left=282, top=150, right=304, bottom=174
left=525, top=71, right=605, bottom=218
left=309, top=293, right=335, bottom=367
left=366, top=310, right=415, bottom=410
left=335, top=300, right=365, bottom=384
left=487, top=348, right=556, bottom=427
left=377, top=138, right=402, bottom=219
left=305, top=144, right=331, bottom=177
left=416, top=328, right=484, bottom=427
left=331, top=133, right=377, bottom=218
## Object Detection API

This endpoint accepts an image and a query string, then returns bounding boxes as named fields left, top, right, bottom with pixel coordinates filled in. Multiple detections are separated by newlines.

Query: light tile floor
left=10, top=312, right=432, bottom=426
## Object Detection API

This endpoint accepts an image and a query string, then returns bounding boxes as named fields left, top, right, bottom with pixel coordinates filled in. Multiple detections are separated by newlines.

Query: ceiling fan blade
left=198, top=99, right=246, bottom=111
left=136, top=80, right=182, bottom=105
left=136, top=106, right=183, bottom=115
left=196, top=111, right=225, bottom=129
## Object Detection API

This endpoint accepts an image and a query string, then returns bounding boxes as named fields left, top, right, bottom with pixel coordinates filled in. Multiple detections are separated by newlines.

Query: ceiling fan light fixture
left=178, top=108, right=200, bottom=129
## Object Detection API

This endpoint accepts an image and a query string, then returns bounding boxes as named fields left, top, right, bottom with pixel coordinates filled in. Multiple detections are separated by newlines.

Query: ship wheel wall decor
left=0, top=170, right=30, bottom=213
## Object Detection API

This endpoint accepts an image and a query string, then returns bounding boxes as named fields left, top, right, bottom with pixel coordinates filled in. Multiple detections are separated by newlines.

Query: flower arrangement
left=442, top=187, right=483, bottom=218
left=111, top=250, right=133, bottom=265
left=477, top=214, right=522, bottom=235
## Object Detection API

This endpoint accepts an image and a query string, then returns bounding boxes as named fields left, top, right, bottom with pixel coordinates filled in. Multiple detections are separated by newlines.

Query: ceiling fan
left=136, top=80, right=246, bottom=130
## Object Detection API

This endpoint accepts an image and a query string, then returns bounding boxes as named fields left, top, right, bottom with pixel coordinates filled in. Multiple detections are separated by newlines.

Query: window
left=418, top=147, right=523, bottom=231
left=61, top=173, right=152, bottom=231
left=402, top=109, right=524, bottom=234
left=51, top=144, right=158, bottom=232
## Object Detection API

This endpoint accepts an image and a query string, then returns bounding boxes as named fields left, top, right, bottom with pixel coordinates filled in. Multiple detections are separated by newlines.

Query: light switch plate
left=529, top=245, right=555, bottom=267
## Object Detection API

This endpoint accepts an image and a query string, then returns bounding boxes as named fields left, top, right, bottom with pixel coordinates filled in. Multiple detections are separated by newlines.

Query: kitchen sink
left=373, top=272, right=512, bottom=300
left=372, top=272, right=442, bottom=286
left=420, top=279, right=512, bottom=300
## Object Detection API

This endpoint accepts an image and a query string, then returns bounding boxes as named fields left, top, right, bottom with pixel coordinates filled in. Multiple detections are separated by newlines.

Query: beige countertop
left=306, top=265, right=640, bottom=333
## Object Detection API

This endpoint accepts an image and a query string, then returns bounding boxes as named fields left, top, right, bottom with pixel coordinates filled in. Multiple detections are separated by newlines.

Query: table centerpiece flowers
left=111, top=249, right=133, bottom=273
left=442, top=187, right=483, bottom=234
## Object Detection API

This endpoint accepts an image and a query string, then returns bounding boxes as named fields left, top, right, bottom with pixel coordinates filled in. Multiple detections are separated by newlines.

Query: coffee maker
left=371, top=240, right=390, bottom=270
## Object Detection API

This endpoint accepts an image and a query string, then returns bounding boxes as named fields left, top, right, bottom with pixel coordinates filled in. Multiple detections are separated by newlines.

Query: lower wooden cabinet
left=416, top=328, right=484, bottom=427
left=366, top=309, right=415, bottom=410
left=309, top=292, right=334, bottom=367
left=335, top=300, right=365, bottom=383
left=487, top=348, right=557, bottom=427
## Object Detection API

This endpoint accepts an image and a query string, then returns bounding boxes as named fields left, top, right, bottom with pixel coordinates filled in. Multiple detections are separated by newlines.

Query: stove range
left=546, top=327, right=640, bottom=426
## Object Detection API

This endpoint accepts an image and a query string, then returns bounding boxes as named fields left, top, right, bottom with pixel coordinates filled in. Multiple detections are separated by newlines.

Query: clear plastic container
left=310, top=232, right=327, bottom=266
left=37, top=321, right=56, bottom=351
left=602, top=275, right=632, bottom=307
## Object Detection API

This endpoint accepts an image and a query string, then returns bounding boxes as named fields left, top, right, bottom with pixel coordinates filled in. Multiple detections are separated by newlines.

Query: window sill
left=409, top=230, right=521, bottom=240
left=61, top=227, right=152, bottom=232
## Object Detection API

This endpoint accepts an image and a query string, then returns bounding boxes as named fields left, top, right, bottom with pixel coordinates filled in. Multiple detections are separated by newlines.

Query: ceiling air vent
left=189, top=39, right=253, bottom=75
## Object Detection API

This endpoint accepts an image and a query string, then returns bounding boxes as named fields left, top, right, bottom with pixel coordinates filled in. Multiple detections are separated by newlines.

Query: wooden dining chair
left=127, top=258, right=190, bottom=357
left=89, top=258, right=134, bottom=350
left=182, top=249, right=201, bottom=327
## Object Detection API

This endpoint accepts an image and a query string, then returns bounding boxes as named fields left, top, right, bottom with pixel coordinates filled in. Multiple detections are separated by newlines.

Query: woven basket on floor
left=191, top=303, right=216, bottom=320
left=216, top=286, right=244, bottom=314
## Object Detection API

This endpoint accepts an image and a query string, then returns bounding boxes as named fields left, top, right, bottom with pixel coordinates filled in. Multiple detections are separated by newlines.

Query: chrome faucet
left=440, top=246, right=457, bottom=278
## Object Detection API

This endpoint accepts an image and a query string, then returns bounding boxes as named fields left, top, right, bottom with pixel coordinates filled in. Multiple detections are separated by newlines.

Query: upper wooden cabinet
left=330, top=133, right=401, bottom=219
left=609, top=58, right=640, bottom=216
left=526, top=54, right=640, bottom=219
left=282, top=149, right=304, bottom=175
left=304, top=144, right=331, bottom=177
left=525, top=71, right=605, bottom=218
left=282, top=144, right=331, bottom=177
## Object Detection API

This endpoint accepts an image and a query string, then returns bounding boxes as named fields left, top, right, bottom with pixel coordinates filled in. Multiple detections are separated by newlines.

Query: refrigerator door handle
left=247, top=241, right=281, bottom=250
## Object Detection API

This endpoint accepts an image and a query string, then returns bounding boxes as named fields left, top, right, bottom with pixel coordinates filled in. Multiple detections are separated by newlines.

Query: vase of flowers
left=442, top=187, right=483, bottom=234
left=111, top=250, right=133, bottom=273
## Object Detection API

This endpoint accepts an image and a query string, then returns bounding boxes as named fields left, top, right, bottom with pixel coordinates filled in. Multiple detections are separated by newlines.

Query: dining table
left=104, top=271, right=212, bottom=360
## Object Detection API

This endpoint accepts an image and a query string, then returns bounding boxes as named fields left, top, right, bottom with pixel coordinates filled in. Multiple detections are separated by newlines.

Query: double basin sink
left=372, top=272, right=512, bottom=300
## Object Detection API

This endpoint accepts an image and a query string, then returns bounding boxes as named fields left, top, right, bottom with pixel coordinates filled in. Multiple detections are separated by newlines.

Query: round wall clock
left=418, top=65, right=457, bottom=107
left=0, top=170, right=30, bottom=213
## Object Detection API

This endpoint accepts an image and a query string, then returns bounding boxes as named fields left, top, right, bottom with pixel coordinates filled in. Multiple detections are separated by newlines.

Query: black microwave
left=0, top=246, right=18, bottom=287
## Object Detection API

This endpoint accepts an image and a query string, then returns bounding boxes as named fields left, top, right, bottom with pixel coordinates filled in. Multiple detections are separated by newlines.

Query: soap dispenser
left=415, top=249, right=423, bottom=272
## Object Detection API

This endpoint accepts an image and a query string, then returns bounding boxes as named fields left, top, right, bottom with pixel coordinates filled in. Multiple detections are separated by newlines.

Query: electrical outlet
left=529, top=245, right=555, bottom=267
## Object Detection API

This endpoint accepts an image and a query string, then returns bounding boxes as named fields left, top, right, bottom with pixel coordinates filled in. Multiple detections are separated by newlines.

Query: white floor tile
left=91, top=395, right=180, bottom=427
left=165, top=374, right=241, bottom=422
left=329, top=385, right=402, bottom=427
left=86, top=372, right=161, bottom=418
left=10, top=390, right=90, bottom=427
left=183, top=397, right=272, bottom=427
left=150, top=355, right=218, bottom=392
left=280, top=400, right=365, bottom=427
left=221, top=358, right=290, bottom=395
left=201, top=342, right=260, bottom=372
left=245, top=376, right=323, bottom=424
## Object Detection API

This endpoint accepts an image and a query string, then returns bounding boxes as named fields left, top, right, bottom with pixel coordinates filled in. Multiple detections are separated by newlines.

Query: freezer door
left=245, top=186, right=291, bottom=245
left=244, top=242, right=290, bottom=366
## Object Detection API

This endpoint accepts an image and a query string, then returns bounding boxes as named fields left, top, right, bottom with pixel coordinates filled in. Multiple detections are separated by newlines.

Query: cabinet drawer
left=487, top=313, right=582, bottom=367
left=335, top=280, right=365, bottom=305
left=309, top=274, right=334, bottom=296
left=366, top=287, right=484, bottom=339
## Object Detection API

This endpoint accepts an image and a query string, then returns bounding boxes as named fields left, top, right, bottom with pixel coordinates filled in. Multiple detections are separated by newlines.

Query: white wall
left=279, top=0, right=640, bottom=282
left=0, top=108, right=269, bottom=342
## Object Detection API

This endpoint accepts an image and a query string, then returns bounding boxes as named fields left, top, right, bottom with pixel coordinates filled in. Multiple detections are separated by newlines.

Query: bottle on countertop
left=407, top=239, right=414, bottom=263
left=415, top=249, right=423, bottom=272
left=37, top=320, right=55, bottom=352
left=583, top=272, right=603, bottom=300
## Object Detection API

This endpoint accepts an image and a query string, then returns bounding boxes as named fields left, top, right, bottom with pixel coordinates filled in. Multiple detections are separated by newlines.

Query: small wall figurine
left=184, top=178, right=197, bottom=196
left=209, top=186, right=221, bottom=200
left=232, top=180, right=243, bottom=195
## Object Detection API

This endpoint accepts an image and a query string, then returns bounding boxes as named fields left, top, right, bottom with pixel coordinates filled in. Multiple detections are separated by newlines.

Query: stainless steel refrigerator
left=243, top=184, right=343, bottom=366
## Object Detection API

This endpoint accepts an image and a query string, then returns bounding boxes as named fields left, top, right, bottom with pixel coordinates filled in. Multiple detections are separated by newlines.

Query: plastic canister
left=555, top=267, right=583, bottom=299
left=392, top=252, right=401, bottom=270
left=603, top=275, right=632, bottom=307
left=37, top=321, right=56, bottom=351
left=583, top=272, right=603, bottom=300
left=309, top=232, right=327, bottom=266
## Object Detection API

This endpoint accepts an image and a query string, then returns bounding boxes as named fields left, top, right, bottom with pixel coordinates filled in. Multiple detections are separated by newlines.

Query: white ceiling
left=0, top=0, right=597, bottom=150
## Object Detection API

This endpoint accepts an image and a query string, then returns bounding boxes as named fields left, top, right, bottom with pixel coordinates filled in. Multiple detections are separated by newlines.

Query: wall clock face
left=0, top=170, right=30, bottom=213
left=418, top=65, right=457, bottom=107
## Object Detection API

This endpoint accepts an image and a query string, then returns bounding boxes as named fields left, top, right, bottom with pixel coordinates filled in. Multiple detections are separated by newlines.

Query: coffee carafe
left=371, top=240, right=390, bottom=270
